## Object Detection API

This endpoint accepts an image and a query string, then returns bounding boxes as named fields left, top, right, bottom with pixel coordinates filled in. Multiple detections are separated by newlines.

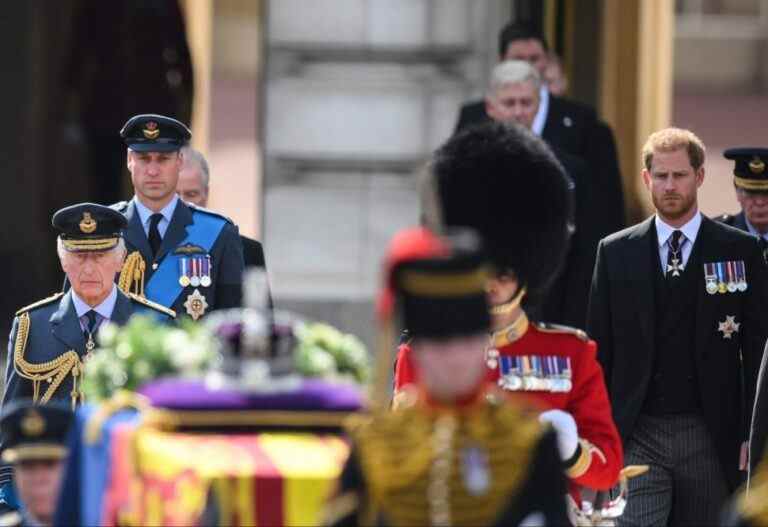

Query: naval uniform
left=113, top=195, right=244, bottom=320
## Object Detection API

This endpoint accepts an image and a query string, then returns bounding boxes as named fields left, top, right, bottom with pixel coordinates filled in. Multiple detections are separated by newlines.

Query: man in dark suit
left=483, top=59, right=596, bottom=328
left=177, top=146, right=268, bottom=270
left=455, top=23, right=625, bottom=235
left=114, top=114, right=245, bottom=320
left=587, top=128, right=768, bottom=525
left=177, top=146, right=272, bottom=308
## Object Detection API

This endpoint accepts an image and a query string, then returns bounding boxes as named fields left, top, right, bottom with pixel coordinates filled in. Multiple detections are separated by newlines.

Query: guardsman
left=0, top=401, right=74, bottom=527
left=114, top=114, right=245, bottom=320
left=716, top=148, right=768, bottom=263
left=324, top=229, right=568, bottom=526
left=393, top=122, right=623, bottom=522
left=0, top=203, right=174, bottom=512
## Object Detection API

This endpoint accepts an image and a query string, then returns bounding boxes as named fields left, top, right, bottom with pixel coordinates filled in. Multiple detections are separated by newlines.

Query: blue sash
left=145, top=212, right=226, bottom=308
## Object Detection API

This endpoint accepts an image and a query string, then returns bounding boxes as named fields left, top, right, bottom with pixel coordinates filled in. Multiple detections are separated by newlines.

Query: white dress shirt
left=531, top=85, right=550, bottom=137
left=71, top=284, right=118, bottom=333
left=133, top=194, right=179, bottom=239
left=655, top=212, right=702, bottom=274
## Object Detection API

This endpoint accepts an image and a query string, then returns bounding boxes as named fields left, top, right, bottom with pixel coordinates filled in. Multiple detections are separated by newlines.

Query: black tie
left=148, top=213, right=163, bottom=257
left=666, top=230, right=685, bottom=279
left=85, top=310, right=98, bottom=335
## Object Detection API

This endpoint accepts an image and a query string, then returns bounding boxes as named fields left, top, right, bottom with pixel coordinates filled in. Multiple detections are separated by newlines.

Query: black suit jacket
left=587, top=215, right=768, bottom=490
left=241, top=235, right=266, bottom=269
left=239, top=235, right=274, bottom=309
left=536, top=147, right=597, bottom=329
left=116, top=199, right=244, bottom=317
left=455, top=96, right=625, bottom=234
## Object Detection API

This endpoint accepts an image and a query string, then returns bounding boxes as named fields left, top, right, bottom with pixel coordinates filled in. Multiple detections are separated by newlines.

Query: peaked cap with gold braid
left=52, top=203, right=127, bottom=253
left=724, top=147, right=768, bottom=192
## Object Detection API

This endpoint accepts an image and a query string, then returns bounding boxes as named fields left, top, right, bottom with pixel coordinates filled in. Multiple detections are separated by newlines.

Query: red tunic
left=393, top=320, right=623, bottom=491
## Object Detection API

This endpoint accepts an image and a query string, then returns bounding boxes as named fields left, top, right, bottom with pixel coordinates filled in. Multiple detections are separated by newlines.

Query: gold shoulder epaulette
left=535, top=322, right=589, bottom=341
left=15, top=292, right=64, bottom=316
left=127, top=293, right=176, bottom=318
left=0, top=511, right=22, bottom=527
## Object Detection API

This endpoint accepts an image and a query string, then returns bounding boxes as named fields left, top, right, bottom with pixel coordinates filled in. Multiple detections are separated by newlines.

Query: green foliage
left=293, top=322, right=370, bottom=384
left=81, top=315, right=219, bottom=401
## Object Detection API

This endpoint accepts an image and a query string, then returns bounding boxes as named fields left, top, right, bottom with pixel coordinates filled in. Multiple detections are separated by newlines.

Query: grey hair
left=488, top=60, right=541, bottom=96
left=180, top=146, right=210, bottom=189
left=56, top=237, right=127, bottom=262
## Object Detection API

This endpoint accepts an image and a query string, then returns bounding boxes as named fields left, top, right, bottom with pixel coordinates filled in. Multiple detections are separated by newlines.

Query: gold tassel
left=119, top=251, right=146, bottom=297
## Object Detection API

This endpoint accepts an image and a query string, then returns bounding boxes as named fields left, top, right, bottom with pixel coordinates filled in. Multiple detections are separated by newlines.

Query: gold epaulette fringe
left=15, top=292, right=64, bottom=316
left=127, top=293, right=176, bottom=318
left=119, top=251, right=146, bottom=297
left=13, top=313, right=83, bottom=409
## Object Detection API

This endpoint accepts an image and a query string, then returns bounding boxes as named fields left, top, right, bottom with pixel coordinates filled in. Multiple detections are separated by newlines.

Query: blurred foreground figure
left=324, top=228, right=568, bottom=526
left=0, top=401, right=73, bottom=527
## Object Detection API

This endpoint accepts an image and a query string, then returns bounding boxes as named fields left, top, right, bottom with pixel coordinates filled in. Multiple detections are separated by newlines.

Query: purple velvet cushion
left=138, top=378, right=364, bottom=412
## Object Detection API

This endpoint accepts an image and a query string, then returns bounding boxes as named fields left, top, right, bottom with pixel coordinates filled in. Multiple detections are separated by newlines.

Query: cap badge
left=143, top=121, right=160, bottom=140
left=21, top=409, right=45, bottom=437
left=79, top=212, right=97, bottom=234
left=750, top=157, right=766, bottom=175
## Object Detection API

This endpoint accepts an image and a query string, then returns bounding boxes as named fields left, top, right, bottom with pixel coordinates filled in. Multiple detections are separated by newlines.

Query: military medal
left=499, top=356, right=523, bottom=390
left=486, top=348, right=499, bottom=369
left=85, top=334, right=95, bottom=353
left=200, top=255, right=212, bottom=287
left=717, top=262, right=728, bottom=293
left=190, top=257, right=201, bottom=287
left=704, top=263, right=718, bottom=295
left=737, top=260, right=748, bottom=292
left=184, top=289, right=208, bottom=320
left=461, top=445, right=490, bottom=496
left=718, top=315, right=740, bottom=339
left=726, top=261, right=738, bottom=293
left=667, top=256, right=683, bottom=277
left=178, top=258, right=191, bottom=287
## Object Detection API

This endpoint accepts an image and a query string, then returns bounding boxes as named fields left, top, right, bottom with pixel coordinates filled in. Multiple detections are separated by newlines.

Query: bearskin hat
left=431, top=122, right=573, bottom=306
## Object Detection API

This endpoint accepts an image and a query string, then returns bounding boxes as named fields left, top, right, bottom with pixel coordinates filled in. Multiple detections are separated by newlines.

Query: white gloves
left=539, top=409, right=579, bottom=461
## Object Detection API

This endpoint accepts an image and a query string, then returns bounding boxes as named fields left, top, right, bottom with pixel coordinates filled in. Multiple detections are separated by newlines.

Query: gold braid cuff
left=13, top=313, right=84, bottom=409
left=118, top=251, right=146, bottom=297
left=566, top=438, right=603, bottom=479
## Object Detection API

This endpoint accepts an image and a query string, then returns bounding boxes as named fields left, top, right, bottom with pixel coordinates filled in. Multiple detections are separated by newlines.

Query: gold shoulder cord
left=13, top=313, right=84, bottom=409
left=119, top=251, right=146, bottom=297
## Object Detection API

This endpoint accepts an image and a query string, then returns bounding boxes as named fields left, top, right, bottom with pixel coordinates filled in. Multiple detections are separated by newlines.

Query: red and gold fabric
left=394, top=320, right=623, bottom=490
left=102, top=425, right=349, bottom=526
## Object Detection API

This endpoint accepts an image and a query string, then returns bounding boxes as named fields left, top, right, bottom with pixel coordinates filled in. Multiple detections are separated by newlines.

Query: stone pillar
left=600, top=0, right=674, bottom=223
